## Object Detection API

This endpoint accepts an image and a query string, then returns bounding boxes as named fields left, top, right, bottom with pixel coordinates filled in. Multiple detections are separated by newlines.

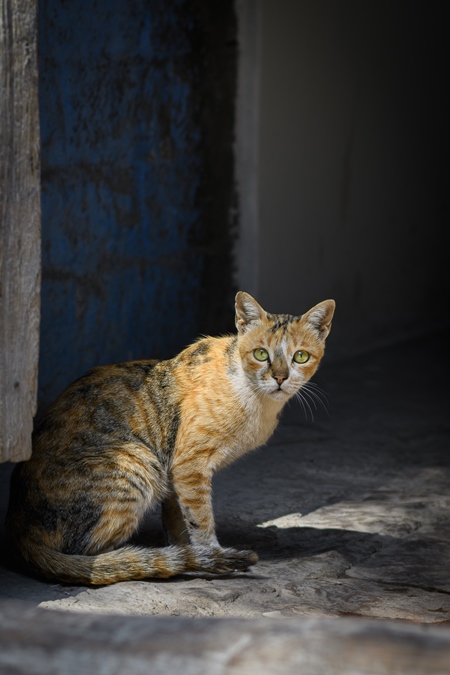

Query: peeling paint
left=38, top=0, right=237, bottom=411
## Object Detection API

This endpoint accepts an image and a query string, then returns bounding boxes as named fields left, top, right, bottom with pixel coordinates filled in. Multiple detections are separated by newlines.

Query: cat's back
left=29, top=359, right=178, bottom=463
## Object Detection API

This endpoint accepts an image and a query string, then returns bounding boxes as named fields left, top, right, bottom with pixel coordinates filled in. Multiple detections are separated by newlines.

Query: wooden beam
left=0, top=0, right=40, bottom=462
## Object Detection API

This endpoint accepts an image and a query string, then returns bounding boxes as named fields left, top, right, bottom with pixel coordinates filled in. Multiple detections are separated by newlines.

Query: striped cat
left=6, top=292, right=335, bottom=585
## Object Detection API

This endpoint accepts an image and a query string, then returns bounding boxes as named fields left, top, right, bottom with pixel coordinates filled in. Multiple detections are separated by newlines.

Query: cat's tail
left=11, top=539, right=258, bottom=585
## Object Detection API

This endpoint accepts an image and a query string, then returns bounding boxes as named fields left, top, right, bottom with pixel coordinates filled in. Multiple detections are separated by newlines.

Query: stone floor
left=1, top=330, right=449, bottom=672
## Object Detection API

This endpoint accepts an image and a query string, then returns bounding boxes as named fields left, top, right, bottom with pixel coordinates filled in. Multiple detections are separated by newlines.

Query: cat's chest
left=238, top=405, right=279, bottom=449
left=212, top=396, right=281, bottom=470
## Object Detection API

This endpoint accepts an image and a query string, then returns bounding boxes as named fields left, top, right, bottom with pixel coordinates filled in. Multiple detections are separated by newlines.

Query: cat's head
left=235, top=292, right=335, bottom=401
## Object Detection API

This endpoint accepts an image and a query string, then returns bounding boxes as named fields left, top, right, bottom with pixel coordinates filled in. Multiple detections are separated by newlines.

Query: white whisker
left=302, top=392, right=315, bottom=422
left=300, top=387, right=319, bottom=411
left=295, top=390, right=315, bottom=422
left=248, top=382, right=266, bottom=402
left=302, top=381, right=330, bottom=416
left=294, top=391, right=308, bottom=420
left=304, top=381, right=329, bottom=401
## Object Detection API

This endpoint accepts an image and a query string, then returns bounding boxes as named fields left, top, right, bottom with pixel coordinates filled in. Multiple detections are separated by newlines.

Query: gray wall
left=236, top=1, right=448, bottom=358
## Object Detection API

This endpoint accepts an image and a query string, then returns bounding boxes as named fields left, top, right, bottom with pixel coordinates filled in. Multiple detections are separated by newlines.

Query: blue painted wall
left=39, top=0, right=237, bottom=410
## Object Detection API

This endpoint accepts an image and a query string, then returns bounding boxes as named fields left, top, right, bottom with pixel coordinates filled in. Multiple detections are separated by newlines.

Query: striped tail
left=11, top=539, right=258, bottom=585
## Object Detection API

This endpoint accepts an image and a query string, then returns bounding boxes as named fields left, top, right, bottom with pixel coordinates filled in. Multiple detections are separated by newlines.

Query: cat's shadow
left=132, top=518, right=402, bottom=586
left=217, top=520, right=387, bottom=566
left=0, top=520, right=441, bottom=601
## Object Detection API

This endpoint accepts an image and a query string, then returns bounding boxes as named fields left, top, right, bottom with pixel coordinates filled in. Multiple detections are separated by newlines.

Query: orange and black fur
left=6, top=292, right=335, bottom=585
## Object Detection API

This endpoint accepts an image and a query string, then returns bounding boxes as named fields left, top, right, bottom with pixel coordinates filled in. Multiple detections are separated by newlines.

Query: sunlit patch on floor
left=257, top=499, right=421, bottom=536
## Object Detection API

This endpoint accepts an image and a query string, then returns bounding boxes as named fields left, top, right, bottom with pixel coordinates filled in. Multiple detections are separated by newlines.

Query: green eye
left=293, top=350, right=310, bottom=364
left=253, top=348, right=269, bottom=362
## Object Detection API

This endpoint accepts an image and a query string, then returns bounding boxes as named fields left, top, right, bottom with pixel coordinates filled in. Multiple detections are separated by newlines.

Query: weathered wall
left=39, top=0, right=237, bottom=411
left=237, top=1, right=448, bottom=358
left=0, top=0, right=41, bottom=462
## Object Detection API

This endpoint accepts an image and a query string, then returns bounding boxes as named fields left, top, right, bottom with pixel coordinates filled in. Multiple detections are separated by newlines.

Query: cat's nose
left=273, top=374, right=288, bottom=386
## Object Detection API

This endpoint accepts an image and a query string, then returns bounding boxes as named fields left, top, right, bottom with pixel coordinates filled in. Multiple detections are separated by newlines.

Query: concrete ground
left=1, top=330, right=449, bottom=672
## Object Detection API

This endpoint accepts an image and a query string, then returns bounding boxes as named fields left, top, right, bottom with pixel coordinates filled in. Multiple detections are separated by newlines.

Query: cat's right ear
left=235, top=292, right=266, bottom=333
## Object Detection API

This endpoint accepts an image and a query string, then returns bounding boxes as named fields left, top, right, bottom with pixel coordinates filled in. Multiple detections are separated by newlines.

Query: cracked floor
left=1, top=330, right=449, bottom=623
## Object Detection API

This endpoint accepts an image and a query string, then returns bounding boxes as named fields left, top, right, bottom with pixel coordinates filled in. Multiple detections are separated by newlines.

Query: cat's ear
left=235, top=292, right=266, bottom=333
left=302, top=300, right=335, bottom=340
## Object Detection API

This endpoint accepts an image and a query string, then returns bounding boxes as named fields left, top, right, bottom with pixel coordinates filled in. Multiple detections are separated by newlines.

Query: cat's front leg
left=170, top=464, right=258, bottom=573
left=170, top=467, right=219, bottom=548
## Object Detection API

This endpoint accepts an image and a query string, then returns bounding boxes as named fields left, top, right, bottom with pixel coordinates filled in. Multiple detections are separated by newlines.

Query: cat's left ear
left=302, top=300, right=335, bottom=340
left=235, top=292, right=266, bottom=333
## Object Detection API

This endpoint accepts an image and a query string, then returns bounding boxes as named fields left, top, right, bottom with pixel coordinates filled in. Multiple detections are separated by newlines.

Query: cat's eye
left=293, top=350, right=310, bottom=364
left=253, top=348, right=269, bottom=362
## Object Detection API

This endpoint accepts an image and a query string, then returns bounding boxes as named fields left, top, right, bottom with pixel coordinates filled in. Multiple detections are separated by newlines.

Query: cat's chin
left=268, top=388, right=290, bottom=400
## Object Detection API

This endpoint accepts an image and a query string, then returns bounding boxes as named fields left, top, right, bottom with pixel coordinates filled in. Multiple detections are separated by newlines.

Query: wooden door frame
left=0, top=0, right=41, bottom=462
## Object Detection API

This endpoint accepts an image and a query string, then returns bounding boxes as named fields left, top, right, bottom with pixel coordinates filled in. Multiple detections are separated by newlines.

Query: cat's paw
left=189, top=545, right=258, bottom=575
left=222, top=547, right=259, bottom=573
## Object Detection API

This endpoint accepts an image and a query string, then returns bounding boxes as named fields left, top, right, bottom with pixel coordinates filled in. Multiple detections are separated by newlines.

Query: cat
left=6, top=292, right=335, bottom=585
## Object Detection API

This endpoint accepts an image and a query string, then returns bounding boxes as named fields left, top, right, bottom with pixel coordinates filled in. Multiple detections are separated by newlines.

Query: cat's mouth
left=270, top=386, right=289, bottom=398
